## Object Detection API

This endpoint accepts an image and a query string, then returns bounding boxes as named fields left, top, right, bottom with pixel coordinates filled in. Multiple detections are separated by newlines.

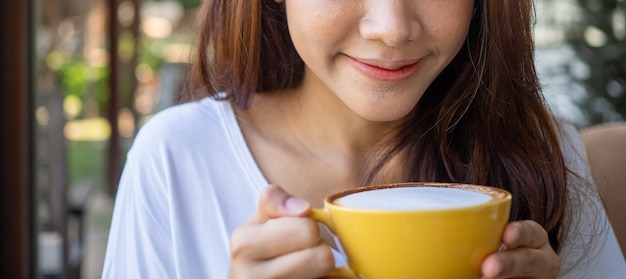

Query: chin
left=355, top=105, right=415, bottom=123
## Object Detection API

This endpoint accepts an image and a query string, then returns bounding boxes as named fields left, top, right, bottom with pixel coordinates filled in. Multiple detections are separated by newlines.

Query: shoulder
left=118, top=96, right=265, bottom=190
left=554, top=119, right=626, bottom=277
left=136, top=97, right=230, bottom=140
left=127, top=97, right=234, bottom=158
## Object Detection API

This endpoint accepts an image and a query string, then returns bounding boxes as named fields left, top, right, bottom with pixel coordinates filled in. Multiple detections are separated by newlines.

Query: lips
left=348, top=56, right=423, bottom=82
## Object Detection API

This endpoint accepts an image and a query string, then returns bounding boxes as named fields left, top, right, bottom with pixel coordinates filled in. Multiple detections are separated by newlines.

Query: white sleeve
left=556, top=122, right=626, bottom=278
left=101, top=131, right=177, bottom=278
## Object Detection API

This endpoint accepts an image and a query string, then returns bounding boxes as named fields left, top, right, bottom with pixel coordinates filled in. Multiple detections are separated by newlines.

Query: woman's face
left=284, top=0, right=475, bottom=122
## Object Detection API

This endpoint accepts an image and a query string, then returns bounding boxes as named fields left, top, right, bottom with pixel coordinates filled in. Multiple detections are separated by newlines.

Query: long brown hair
left=186, top=0, right=569, bottom=252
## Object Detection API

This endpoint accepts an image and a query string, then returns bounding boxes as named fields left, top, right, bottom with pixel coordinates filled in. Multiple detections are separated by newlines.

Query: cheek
left=285, top=2, right=344, bottom=38
left=285, top=1, right=357, bottom=54
left=426, top=4, right=474, bottom=50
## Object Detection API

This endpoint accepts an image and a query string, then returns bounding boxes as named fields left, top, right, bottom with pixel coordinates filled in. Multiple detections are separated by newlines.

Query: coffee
left=334, top=186, right=493, bottom=210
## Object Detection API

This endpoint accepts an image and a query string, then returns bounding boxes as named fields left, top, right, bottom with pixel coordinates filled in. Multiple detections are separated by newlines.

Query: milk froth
left=334, top=186, right=492, bottom=210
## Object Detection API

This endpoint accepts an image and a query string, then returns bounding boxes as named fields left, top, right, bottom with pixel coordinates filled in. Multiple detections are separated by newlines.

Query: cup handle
left=309, top=209, right=358, bottom=279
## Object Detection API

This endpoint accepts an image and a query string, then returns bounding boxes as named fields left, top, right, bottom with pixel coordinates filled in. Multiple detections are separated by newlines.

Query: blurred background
left=0, top=0, right=624, bottom=278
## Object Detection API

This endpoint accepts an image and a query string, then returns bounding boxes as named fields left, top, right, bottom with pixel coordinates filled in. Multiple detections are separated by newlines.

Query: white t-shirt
left=102, top=97, right=626, bottom=278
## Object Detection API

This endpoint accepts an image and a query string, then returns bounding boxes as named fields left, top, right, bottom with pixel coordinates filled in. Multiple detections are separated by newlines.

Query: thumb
left=250, top=184, right=311, bottom=224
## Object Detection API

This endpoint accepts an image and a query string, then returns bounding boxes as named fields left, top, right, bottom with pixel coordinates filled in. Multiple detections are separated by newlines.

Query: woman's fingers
left=229, top=184, right=332, bottom=279
left=257, top=241, right=335, bottom=279
left=230, top=237, right=334, bottom=279
left=482, top=247, right=559, bottom=278
left=501, top=220, right=549, bottom=250
left=232, top=184, right=316, bottom=260
left=481, top=221, right=560, bottom=279
left=250, top=184, right=311, bottom=224
left=231, top=216, right=320, bottom=259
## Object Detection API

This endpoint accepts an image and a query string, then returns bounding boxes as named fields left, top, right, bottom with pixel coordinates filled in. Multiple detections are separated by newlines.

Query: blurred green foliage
left=51, top=35, right=176, bottom=119
left=149, top=0, right=201, bottom=10
left=68, top=140, right=106, bottom=191
left=58, top=61, right=108, bottom=98
left=141, top=37, right=167, bottom=70
left=56, top=57, right=109, bottom=117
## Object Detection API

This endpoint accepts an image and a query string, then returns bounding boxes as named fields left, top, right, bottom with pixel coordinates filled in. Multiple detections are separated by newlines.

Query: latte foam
left=334, top=186, right=493, bottom=210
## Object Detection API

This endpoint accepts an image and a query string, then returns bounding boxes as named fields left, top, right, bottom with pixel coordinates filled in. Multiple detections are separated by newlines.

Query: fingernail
left=284, top=196, right=310, bottom=213
left=498, top=243, right=507, bottom=251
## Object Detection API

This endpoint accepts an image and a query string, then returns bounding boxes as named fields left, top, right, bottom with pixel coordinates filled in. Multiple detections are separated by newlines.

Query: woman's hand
left=481, top=220, right=560, bottom=279
left=228, top=184, right=335, bottom=279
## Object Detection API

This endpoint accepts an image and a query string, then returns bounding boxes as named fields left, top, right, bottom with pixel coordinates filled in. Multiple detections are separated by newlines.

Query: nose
left=359, top=1, right=421, bottom=47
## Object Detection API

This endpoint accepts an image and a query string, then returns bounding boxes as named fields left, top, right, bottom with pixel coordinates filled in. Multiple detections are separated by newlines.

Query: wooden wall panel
left=0, top=0, right=34, bottom=278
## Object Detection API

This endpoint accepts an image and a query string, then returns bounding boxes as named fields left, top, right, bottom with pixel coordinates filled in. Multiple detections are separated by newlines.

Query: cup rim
left=325, top=182, right=512, bottom=213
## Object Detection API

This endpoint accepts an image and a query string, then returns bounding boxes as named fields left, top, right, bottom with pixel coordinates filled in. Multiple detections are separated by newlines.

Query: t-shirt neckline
left=213, top=98, right=269, bottom=193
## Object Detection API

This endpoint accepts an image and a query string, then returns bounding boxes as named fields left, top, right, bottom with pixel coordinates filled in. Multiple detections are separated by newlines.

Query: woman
left=103, top=0, right=626, bottom=278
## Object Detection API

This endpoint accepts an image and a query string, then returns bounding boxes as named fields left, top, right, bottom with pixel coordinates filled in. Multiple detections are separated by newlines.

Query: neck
left=234, top=71, right=406, bottom=191
left=250, top=84, right=399, bottom=158
left=287, top=73, right=403, bottom=156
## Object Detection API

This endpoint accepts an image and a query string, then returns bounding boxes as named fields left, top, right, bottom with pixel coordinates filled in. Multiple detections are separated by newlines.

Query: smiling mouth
left=348, top=57, right=423, bottom=82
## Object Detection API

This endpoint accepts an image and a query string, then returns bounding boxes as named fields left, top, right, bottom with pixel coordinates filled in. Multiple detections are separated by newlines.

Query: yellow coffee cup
left=310, top=182, right=512, bottom=279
